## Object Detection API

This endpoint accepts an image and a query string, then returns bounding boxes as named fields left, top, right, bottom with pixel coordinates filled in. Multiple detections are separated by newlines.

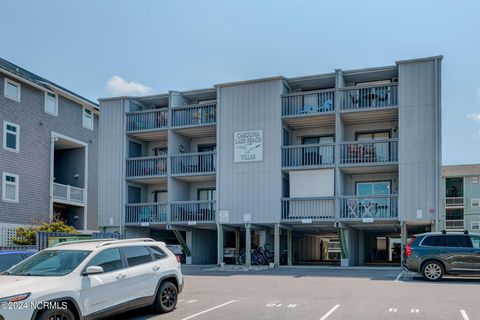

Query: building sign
left=234, top=130, right=263, bottom=162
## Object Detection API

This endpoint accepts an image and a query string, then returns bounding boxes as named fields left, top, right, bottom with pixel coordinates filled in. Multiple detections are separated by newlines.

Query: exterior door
left=356, top=181, right=391, bottom=218
left=302, top=135, right=334, bottom=165
left=198, top=189, right=216, bottom=221
left=128, top=186, right=141, bottom=204
left=198, top=144, right=216, bottom=172
left=81, top=248, right=130, bottom=316
left=356, top=131, right=390, bottom=162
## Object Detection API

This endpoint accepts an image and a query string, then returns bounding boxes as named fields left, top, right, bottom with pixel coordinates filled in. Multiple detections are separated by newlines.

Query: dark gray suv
left=403, top=231, right=480, bottom=281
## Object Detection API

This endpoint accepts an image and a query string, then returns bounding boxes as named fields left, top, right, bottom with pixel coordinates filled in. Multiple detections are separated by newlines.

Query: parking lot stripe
left=180, top=300, right=238, bottom=320
left=460, top=310, right=470, bottom=320
left=319, top=304, right=340, bottom=320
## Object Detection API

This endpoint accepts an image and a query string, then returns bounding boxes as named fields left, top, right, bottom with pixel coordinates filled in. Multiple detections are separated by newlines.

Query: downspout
left=434, top=59, right=441, bottom=231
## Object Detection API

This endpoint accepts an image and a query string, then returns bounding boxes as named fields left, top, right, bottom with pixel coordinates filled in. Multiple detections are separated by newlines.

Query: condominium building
left=0, top=58, right=99, bottom=246
left=98, top=56, right=442, bottom=266
left=442, top=164, right=480, bottom=232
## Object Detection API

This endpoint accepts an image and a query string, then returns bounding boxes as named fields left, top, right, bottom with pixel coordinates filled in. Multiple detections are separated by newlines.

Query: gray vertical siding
left=217, top=79, right=284, bottom=224
left=397, top=58, right=442, bottom=222
left=0, top=73, right=99, bottom=229
left=98, top=98, right=126, bottom=228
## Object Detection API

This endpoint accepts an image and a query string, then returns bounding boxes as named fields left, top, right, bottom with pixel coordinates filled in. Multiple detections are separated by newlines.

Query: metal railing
left=282, top=89, right=335, bottom=116
left=281, top=197, right=335, bottom=220
left=53, top=183, right=85, bottom=204
left=126, top=155, right=167, bottom=178
left=340, top=195, right=398, bottom=219
left=340, top=139, right=398, bottom=164
left=126, top=109, right=168, bottom=132
left=340, top=83, right=398, bottom=110
left=171, top=103, right=216, bottom=127
left=125, top=203, right=168, bottom=223
left=282, top=144, right=334, bottom=168
left=445, top=197, right=464, bottom=207
left=171, top=151, right=216, bottom=175
left=445, top=219, right=465, bottom=230
left=170, top=200, right=216, bottom=223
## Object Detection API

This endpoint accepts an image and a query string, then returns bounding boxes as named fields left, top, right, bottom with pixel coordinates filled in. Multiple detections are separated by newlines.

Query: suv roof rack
left=464, top=230, right=469, bottom=235
left=441, top=230, right=447, bottom=235
left=96, top=238, right=155, bottom=248
left=53, top=238, right=116, bottom=247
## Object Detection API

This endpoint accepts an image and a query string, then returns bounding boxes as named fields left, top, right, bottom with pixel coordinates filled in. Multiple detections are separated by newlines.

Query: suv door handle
left=152, top=266, right=160, bottom=271
left=116, top=274, right=127, bottom=279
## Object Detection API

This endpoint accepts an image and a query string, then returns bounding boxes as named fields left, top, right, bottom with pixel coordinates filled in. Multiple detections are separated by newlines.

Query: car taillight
left=405, top=236, right=416, bottom=257
left=176, top=256, right=181, bottom=264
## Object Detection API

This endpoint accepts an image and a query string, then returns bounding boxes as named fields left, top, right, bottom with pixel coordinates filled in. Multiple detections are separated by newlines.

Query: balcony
left=445, top=219, right=465, bottom=230
left=281, top=89, right=335, bottom=129
left=281, top=197, right=335, bottom=222
left=172, top=103, right=216, bottom=137
left=339, top=84, right=398, bottom=124
left=125, top=203, right=168, bottom=225
left=171, top=152, right=216, bottom=180
left=282, top=144, right=334, bottom=169
left=126, top=109, right=168, bottom=141
left=340, top=139, right=398, bottom=173
left=126, top=156, right=167, bottom=184
left=340, top=195, right=398, bottom=220
left=170, top=200, right=216, bottom=224
left=53, top=183, right=85, bottom=206
left=445, top=197, right=464, bottom=208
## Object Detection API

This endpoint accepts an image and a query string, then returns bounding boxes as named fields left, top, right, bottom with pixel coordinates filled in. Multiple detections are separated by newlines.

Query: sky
left=1, top=0, right=479, bottom=164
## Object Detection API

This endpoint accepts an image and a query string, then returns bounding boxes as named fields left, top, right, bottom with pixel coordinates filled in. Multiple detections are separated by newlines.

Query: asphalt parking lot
left=109, top=266, right=480, bottom=320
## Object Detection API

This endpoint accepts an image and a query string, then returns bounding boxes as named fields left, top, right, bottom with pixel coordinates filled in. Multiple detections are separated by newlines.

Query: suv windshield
left=6, top=250, right=91, bottom=276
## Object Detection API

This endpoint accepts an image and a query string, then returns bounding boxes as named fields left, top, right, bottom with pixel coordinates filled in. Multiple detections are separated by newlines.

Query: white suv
left=0, top=238, right=183, bottom=320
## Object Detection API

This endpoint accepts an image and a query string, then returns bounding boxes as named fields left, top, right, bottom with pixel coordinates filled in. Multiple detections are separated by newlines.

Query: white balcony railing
left=126, top=109, right=168, bottom=132
left=282, top=89, right=335, bottom=116
left=53, top=183, right=85, bottom=204
left=126, top=155, right=167, bottom=178
left=340, top=139, right=398, bottom=165
left=445, top=219, right=464, bottom=230
left=340, top=83, right=398, bottom=110
left=170, top=200, right=216, bottom=223
left=125, top=203, right=167, bottom=224
left=445, top=197, right=464, bottom=207
left=171, top=151, right=216, bottom=175
left=282, top=144, right=334, bottom=168
left=281, top=197, right=335, bottom=221
left=171, top=103, right=216, bottom=127
left=340, top=195, right=398, bottom=219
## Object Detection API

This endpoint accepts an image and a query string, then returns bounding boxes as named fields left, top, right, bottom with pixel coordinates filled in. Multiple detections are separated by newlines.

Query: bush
left=12, top=220, right=78, bottom=246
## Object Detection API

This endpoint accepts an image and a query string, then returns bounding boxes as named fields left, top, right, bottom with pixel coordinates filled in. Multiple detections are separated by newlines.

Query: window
left=421, top=236, right=446, bottom=247
left=149, top=246, right=167, bottom=260
left=86, top=248, right=123, bottom=273
left=83, top=107, right=93, bottom=130
left=472, top=199, right=480, bottom=208
left=472, top=221, right=480, bottom=231
left=44, top=92, right=58, bottom=116
left=446, top=235, right=472, bottom=248
left=472, top=176, right=479, bottom=184
left=470, top=236, right=480, bottom=249
left=2, top=173, right=19, bottom=203
left=3, top=78, right=21, bottom=102
left=122, top=246, right=152, bottom=267
left=0, top=254, right=23, bottom=272
left=3, top=121, right=19, bottom=152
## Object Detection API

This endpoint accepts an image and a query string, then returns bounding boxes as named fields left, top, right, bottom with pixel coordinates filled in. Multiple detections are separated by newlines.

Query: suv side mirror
left=84, top=266, right=104, bottom=275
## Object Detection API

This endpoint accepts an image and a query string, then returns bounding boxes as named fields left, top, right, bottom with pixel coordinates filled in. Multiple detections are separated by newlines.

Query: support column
left=400, top=221, right=407, bottom=265
left=287, top=228, right=293, bottom=266
left=235, top=227, right=241, bottom=252
left=274, top=224, right=280, bottom=267
left=217, top=224, right=224, bottom=265
left=245, top=224, right=251, bottom=266
left=186, top=231, right=193, bottom=265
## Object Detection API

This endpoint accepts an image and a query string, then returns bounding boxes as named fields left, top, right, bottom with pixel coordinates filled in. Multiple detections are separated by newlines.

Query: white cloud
left=467, top=112, right=480, bottom=122
left=105, top=76, right=153, bottom=96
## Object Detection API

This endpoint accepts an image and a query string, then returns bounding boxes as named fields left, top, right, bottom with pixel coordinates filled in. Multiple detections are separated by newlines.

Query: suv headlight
left=0, top=293, right=31, bottom=303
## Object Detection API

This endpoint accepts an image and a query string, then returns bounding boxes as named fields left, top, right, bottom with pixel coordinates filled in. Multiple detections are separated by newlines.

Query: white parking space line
left=319, top=304, right=340, bottom=320
left=410, top=308, right=420, bottom=313
left=388, top=308, right=398, bottom=312
left=395, top=271, right=403, bottom=282
left=180, top=300, right=238, bottom=320
left=185, top=300, right=198, bottom=304
left=460, top=310, right=470, bottom=320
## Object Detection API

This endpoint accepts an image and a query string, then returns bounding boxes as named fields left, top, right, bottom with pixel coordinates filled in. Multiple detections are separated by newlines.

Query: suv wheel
left=154, top=281, right=178, bottom=313
left=38, top=308, right=75, bottom=320
left=422, top=261, right=444, bottom=281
